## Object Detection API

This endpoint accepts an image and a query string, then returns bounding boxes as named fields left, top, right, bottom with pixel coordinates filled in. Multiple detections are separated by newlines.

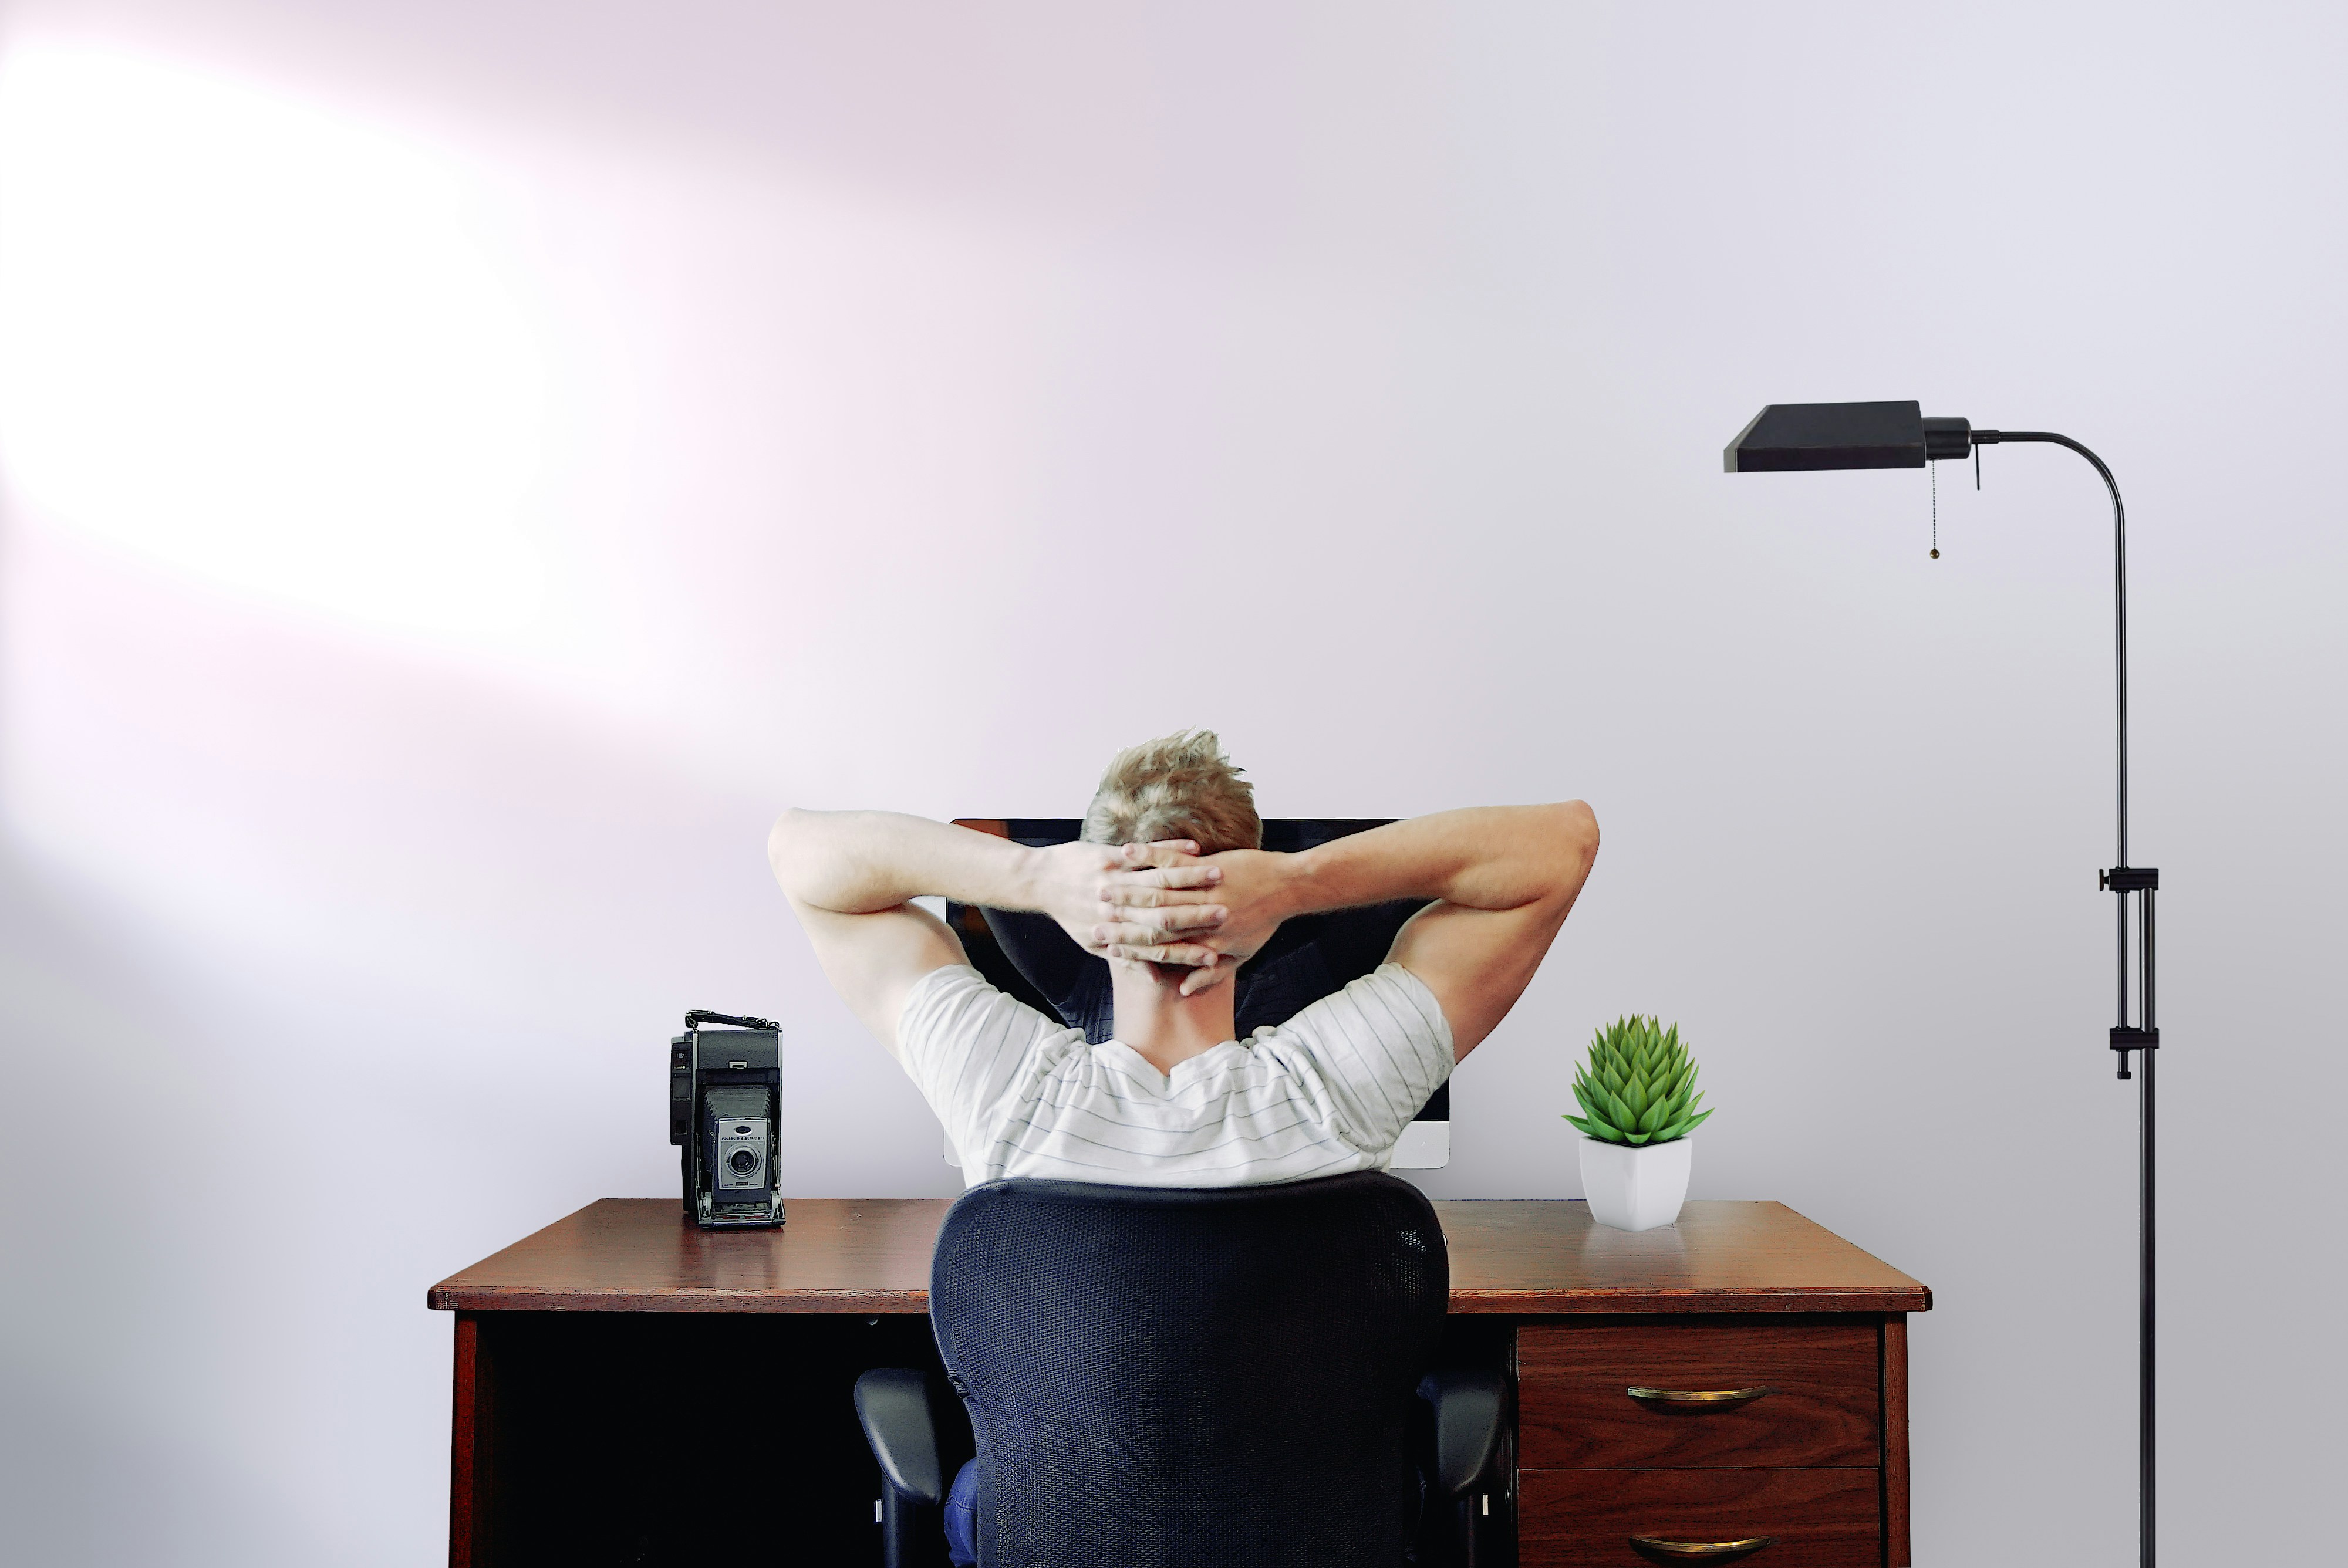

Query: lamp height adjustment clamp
left=2099, top=866, right=2160, bottom=893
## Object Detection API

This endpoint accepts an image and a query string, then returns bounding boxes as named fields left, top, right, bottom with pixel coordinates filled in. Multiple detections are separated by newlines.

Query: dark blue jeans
left=944, top=1458, right=981, bottom=1566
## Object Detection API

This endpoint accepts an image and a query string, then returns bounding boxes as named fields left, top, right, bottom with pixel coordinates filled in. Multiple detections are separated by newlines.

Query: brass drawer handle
left=1631, top=1535, right=1776, bottom=1560
left=1625, top=1384, right=1774, bottom=1408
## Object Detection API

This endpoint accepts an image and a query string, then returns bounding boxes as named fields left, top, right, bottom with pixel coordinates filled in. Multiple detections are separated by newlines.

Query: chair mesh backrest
left=930, top=1173, right=1448, bottom=1568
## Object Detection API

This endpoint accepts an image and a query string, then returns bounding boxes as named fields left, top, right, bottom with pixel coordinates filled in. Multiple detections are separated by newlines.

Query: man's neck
left=1108, top=967, right=1238, bottom=1075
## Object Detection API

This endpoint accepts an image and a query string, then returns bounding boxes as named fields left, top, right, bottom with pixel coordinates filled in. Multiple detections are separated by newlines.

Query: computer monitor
left=942, top=818, right=1449, bottom=1169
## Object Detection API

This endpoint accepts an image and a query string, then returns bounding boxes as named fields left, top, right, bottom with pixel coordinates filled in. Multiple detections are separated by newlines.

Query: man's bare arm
left=1098, top=803, right=1600, bottom=1059
left=767, top=811, right=1224, bottom=1056
left=1335, top=803, right=1597, bottom=1055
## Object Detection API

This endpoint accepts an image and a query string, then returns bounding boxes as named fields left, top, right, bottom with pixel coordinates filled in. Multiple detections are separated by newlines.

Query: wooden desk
left=431, top=1199, right=1929, bottom=1566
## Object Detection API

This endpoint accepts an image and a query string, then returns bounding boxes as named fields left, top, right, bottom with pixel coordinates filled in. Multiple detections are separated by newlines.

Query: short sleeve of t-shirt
left=1247, top=962, right=1455, bottom=1155
left=896, top=964, right=1078, bottom=1160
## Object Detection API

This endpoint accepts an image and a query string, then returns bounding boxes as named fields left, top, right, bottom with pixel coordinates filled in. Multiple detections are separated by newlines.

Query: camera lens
left=728, top=1148, right=758, bottom=1175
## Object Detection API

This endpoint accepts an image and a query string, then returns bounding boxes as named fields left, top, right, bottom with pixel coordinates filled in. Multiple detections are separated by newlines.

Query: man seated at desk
left=768, top=731, right=1599, bottom=1186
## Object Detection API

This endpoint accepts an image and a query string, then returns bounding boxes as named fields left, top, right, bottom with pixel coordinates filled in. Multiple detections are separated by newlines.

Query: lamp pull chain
left=1930, top=459, right=1941, bottom=558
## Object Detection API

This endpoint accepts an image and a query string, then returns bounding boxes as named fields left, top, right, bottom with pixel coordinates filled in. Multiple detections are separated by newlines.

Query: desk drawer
left=1519, top=1322, right=1879, bottom=1469
left=1517, top=1467, right=1881, bottom=1567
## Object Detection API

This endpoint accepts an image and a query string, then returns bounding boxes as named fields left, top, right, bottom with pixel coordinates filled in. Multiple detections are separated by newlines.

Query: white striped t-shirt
left=898, top=961, right=1455, bottom=1188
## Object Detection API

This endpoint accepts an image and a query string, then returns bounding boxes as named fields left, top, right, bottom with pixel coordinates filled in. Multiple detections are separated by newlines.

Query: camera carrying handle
left=684, top=1008, right=779, bottom=1032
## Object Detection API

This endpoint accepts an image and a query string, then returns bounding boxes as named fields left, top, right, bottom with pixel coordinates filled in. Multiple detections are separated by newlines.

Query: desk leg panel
left=450, top=1312, right=499, bottom=1568
left=1881, top=1316, right=1908, bottom=1568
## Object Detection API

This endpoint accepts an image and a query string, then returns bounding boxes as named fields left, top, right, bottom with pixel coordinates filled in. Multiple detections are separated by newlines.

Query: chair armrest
left=855, top=1368, right=947, bottom=1505
left=1416, top=1369, right=1510, bottom=1501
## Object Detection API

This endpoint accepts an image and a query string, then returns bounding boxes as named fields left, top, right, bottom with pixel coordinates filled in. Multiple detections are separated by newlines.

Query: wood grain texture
left=1517, top=1468, right=1882, bottom=1567
left=1517, top=1320, right=1880, bottom=1469
left=448, top=1313, right=491, bottom=1568
left=426, top=1199, right=1932, bottom=1315
left=428, top=1199, right=945, bottom=1314
left=1883, top=1316, right=1911, bottom=1568
left=1442, top=1202, right=1930, bottom=1316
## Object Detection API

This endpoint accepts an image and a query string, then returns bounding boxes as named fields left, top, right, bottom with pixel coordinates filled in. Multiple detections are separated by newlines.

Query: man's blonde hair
left=1081, top=730, right=1261, bottom=854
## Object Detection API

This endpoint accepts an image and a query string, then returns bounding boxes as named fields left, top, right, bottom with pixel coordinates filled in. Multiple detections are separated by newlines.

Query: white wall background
left=2, top=3, right=2341, bottom=1563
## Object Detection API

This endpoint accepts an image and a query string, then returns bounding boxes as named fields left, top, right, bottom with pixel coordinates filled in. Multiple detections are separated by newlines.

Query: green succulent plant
left=1563, top=1015, right=1712, bottom=1146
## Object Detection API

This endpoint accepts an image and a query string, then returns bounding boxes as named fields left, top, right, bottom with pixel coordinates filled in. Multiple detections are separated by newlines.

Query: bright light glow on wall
left=0, top=48, right=546, bottom=634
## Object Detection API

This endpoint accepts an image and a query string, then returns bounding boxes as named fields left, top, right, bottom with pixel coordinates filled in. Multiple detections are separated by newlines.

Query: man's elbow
left=1544, top=800, right=1600, bottom=895
left=1566, top=799, right=1599, bottom=861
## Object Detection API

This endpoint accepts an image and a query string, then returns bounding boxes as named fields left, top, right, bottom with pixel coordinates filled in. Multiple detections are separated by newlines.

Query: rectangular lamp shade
left=1724, top=401, right=1928, bottom=472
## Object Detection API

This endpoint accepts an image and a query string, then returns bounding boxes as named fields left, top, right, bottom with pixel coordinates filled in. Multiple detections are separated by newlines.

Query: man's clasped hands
left=1033, top=839, right=1291, bottom=998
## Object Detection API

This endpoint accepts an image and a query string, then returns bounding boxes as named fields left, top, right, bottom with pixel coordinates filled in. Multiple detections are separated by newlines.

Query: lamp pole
left=1725, top=404, right=2158, bottom=1568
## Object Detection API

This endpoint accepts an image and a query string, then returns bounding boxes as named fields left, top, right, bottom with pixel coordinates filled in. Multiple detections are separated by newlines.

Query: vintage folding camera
left=669, top=1009, right=785, bottom=1229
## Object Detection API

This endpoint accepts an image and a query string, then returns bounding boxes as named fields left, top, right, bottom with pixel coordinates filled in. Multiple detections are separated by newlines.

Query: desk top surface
left=428, top=1199, right=1931, bottom=1316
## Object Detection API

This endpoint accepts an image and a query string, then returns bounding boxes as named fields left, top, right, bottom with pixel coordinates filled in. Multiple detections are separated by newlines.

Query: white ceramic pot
left=1578, top=1135, right=1693, bottom=1232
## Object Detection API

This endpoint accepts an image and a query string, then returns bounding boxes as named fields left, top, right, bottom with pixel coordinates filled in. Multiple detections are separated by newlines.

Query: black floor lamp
left=1725, top=401, right=2159, bottom=1568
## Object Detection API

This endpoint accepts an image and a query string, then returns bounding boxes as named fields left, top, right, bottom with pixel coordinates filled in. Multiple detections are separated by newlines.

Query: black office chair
left=855, top=1173, right=1509, bottom=1568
